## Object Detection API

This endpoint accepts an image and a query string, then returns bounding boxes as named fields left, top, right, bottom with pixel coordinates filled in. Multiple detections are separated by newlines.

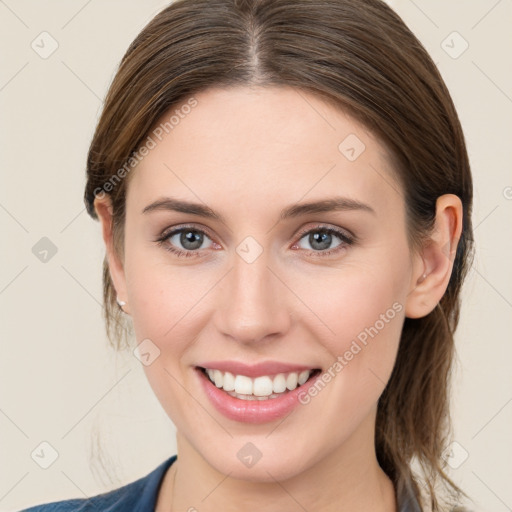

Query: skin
left=94, top=85, right=462, bottom=512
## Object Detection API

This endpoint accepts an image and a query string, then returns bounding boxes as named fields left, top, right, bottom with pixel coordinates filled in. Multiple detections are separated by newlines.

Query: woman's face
left=103, top=86, right=422, bottom=480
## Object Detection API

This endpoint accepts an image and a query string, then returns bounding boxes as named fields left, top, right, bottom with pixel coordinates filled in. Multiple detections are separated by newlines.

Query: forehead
left=127, top=86, right=402, bottom=217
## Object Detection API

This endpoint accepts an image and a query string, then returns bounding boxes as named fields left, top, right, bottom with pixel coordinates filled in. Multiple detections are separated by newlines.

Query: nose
left=213, top=250, right=291, bottom=345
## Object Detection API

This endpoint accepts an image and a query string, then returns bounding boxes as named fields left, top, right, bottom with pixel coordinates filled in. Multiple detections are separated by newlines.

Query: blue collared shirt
left=21, top=454, right=422, bottom=511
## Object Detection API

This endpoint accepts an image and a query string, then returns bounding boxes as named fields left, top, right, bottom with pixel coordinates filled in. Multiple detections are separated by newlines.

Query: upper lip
left=197, top=360, right=320, bottom=378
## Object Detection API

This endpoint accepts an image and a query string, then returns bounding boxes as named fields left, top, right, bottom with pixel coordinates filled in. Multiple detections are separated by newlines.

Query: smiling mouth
left=196, top=366, right=322, bottom=400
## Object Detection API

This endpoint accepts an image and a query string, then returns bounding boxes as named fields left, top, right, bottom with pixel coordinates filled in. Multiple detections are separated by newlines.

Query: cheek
left=293, top=252, right=407, bottom=342
left=287, top=249, right=409, bottom=403
left=286, top=269, right=406, bottom=449
left=123, top=247, right=211, bottom=427
left=299, top=274, right=404, bottom=382
left=123, top=237, right=208, bottom=341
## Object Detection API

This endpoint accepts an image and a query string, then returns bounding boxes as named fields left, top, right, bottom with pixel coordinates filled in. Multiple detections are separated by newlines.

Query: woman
left=22, top=0, right=474, bottom=510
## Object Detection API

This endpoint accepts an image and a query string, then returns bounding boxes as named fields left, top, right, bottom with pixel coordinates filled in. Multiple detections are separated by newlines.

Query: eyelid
left=156, top=221, right=356, bottom=257
left=158, top=222, right=354, bottom=243
left=159, top=223, right=216, bottom=242
left=294, top=222, right=356, bottom=242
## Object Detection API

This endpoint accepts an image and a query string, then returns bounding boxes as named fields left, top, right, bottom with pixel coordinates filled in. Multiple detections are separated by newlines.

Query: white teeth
left=234, top=375, right=253, bottom=395
left=286, top=372, right=298, bottom=390
left=253, top=376, right=274, bottom=396
left=272, top=373, right=287, bottom=393
left=213, top=369, right=223, bottom=388
left=203, top=368, right=314, bottom=397
left=222, top=371, right=235, bottom=391
left=226, top=390, right=292, bottom=400
left=298, top=370, right=310, bottom=385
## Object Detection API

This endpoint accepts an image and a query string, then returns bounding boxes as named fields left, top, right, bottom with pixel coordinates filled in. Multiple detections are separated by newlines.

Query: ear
left=405, top=194, right=463, bottom=319
left=94, top=195, right=131, bottom=316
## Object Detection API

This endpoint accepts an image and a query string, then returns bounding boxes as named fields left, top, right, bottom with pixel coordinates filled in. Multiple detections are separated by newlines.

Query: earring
left=116, top=297, right=127, bottom=307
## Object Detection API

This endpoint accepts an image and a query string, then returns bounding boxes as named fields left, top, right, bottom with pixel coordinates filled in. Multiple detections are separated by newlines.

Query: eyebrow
left=141, top=196, right=375, bottom=222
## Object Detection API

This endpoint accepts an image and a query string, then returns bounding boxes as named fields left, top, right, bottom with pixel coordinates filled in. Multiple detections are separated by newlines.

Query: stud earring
left=116, top=297, right=127, bottom=307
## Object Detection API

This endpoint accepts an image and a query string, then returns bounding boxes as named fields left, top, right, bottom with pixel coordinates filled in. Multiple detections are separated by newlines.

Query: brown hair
left=84, top=0, right=474, bottom=509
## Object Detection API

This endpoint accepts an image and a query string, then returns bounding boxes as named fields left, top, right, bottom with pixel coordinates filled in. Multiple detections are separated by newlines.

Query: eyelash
left=154, top=224, right=356, bottom=259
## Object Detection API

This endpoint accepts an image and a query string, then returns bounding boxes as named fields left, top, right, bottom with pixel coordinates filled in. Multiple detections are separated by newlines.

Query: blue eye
left=293, top=226, right=355, bottom=257
left=156, top=226, right=214, bottom=258
left=299, top=228, right=353, bottom=254
left=155, top=224, right=355, bottom=259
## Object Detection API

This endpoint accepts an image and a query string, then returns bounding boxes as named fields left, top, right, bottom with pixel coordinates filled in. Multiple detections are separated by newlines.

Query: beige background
left=1, top=1, right=511, bottom=511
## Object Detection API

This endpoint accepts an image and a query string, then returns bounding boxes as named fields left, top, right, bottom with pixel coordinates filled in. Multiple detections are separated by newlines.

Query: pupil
left=181, top=230, right=202, bottom=250
left=310, top=231, right=331, bottom=250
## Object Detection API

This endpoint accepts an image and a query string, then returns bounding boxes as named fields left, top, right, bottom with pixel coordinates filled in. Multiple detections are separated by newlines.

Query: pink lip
left=196, top=360, right=319, bottom=378
left=195, top=367, right=322, bottom=424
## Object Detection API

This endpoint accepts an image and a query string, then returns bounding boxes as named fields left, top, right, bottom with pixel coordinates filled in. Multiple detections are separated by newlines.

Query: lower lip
left=195, top=367, right=322, bottom=424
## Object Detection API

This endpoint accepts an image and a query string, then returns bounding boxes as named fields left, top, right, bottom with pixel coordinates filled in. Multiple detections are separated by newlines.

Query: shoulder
left=20, top=455, right=177, bottom=512
left=19, top=497, right=95, bottom=512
